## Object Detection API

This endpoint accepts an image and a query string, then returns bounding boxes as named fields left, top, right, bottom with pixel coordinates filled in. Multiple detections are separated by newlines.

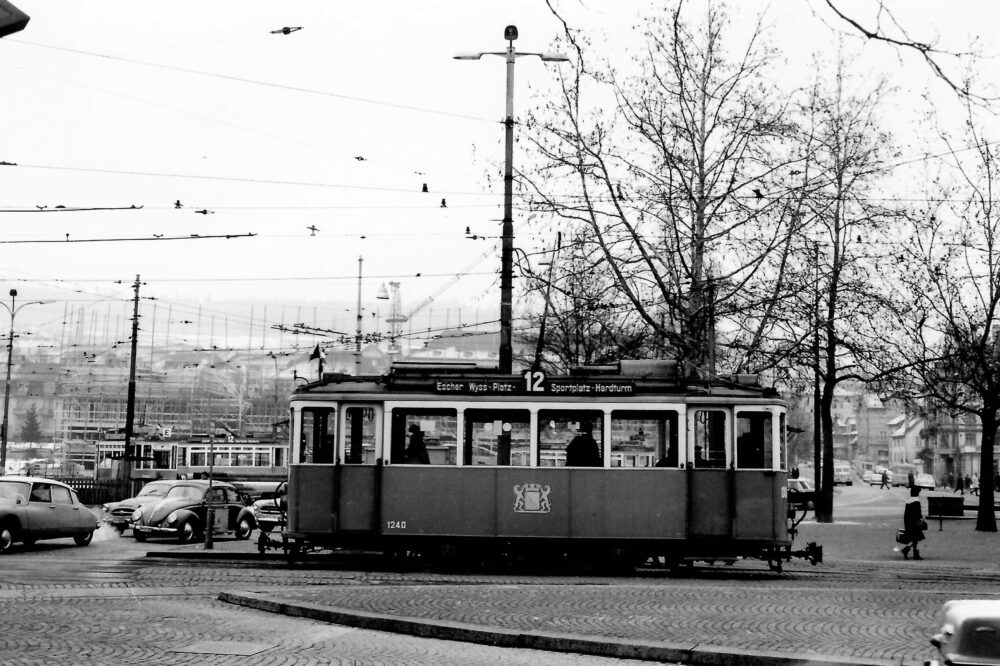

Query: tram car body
left=283, top=360, right=820, bottom=569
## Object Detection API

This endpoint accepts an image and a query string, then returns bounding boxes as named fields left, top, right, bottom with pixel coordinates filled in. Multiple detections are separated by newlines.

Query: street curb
left=218, top=590, right=906, bottom=666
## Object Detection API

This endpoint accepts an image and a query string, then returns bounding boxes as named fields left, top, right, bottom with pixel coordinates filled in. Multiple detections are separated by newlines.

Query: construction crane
left=385, top=250, right=493, bottom=353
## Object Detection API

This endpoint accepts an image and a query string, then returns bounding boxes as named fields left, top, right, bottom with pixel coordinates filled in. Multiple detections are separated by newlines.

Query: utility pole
left=355, top=256, right=363, bottom=374
left=122, top=275, right=140, bottom=488
left=454, top=28, right=568, bottom=374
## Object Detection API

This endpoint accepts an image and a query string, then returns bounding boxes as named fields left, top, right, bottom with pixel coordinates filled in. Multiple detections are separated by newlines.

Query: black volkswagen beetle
left=130, top=480, right=251, bottom=543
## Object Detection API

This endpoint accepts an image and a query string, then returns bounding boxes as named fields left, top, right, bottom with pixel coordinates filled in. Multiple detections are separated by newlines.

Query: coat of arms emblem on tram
left=513, top=483, right=551, bottom=513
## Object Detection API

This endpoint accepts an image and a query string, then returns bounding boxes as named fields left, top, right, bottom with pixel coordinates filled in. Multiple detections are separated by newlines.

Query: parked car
left=833, top=460, right=853, bottom=485
left=787, top=477, right=815, bottom=510
left=130, top=480, right=251, bottom=543
left=914, top=473, right=936, bottom=489
left=103, top=479, right=177, bottom=534
left=929, top=599, right=1000, bottom=666
left=236, top=480, right=286, bottom=537
left=864, top=469, right=893, bottom=486
left=0, top=476, right=101, bottom=554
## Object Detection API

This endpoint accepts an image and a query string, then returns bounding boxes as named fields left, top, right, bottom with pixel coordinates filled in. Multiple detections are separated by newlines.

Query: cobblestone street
left=1, top=484, right=998, bottom=665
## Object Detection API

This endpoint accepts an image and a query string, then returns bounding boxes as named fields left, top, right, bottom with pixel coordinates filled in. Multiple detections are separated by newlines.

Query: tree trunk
left=976, top=409, right=998, bottom=532
left=815, top=381, right=836, bottom=522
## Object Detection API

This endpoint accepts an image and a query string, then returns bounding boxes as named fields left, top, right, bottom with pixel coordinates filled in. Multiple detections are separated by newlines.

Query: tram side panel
left=733, top=471, right=787, bottom=542
left=688, top=469, right=730, bottom=538
left=565, top=469, right=685, bottom=539
left=381, top=467, right=498, bottom=537
left=288, top=465, right=336, bottom=534
left=338, top=466, right=378, bottom=531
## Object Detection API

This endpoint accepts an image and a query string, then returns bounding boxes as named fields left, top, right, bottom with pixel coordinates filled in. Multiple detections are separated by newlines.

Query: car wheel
left=132, top=530, right=148, bottom=542
left=74, top=531, right=93, bottom=547
left=177, top=519, right=200, bottom=544
left=234, top=516, right=254, bottom=540
left=114, top=525, right=127, bottom=535
left=0, top=526, right=14, bottom=554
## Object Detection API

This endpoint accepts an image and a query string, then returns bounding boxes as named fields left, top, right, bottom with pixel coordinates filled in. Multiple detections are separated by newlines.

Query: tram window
left=344, top=406, right=378, bottom=464
left=390, top=409, right=457, bottom=465
left=779, top=413, right=787, bottom=470
left=692, top=410, right=727, bottom=468
left=300, top=408, right=336, bottom=464
left=463, top=410, right=530, bottom=466
left=152, top=449, right=171, bottom=470
left=537, top=410, right=604, bottom=467
left=736, top=412, right=773, bottom=469
left=610, top=411, right=678, bottom=468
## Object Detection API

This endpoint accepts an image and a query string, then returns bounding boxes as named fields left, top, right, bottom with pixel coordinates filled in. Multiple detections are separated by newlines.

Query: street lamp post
left=455, top=26, right=568, bottom=375
left=0, top=289, right=46, bottom=475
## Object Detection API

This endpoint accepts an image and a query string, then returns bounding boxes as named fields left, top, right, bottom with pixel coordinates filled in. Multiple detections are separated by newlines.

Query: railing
left=51, top=477, right=138, bottom=505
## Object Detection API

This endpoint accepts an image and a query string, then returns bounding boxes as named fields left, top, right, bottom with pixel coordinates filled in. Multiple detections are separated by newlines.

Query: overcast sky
left=0, top=0, right=995, bottom=355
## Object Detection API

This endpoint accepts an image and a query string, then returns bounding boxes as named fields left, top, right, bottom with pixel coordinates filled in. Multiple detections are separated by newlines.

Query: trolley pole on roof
left=455, top=27, right=569, bottom=374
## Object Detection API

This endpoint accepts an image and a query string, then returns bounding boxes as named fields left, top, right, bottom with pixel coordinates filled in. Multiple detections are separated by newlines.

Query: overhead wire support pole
left=123, top=275, right=140, bottom=488
left=454, top=27, right=569, bottom=375
left=356, top=255, right=363, bottom=374
left=500, top=32, right=516, bottom=375
left=0, top=289, right=46, bottom=475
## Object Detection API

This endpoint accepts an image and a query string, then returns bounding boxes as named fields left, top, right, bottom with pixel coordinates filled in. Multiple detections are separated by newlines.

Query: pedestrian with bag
left=899, top=485, right=926, bottom=560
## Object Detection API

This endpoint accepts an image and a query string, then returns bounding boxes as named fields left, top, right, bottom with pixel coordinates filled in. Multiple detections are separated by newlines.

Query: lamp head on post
left=9, top=289, right=15, bottom=299
left=504, top=25, right=518, bottom=42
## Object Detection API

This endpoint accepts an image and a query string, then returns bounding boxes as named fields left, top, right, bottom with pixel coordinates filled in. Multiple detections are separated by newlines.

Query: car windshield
left=137, top=482, right=172, bottom=498
left=0, top=480, right=30, bottom=501
left=165, top=485, right=205, bottom=501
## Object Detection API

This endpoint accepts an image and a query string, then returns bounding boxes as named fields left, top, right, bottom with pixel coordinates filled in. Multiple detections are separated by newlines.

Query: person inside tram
left=565, top=421, right=602, bottom=467
left=404, top=424, right=431, bottom=464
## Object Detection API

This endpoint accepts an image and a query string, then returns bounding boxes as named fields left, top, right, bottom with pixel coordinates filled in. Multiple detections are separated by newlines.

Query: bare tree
left=820, top=0, right=994, bottom=105
left=895, top=98, right=1000, bottom=532
left=525, top=0, right=804, bottom=380
left=517, top=230, right=654, bottom=372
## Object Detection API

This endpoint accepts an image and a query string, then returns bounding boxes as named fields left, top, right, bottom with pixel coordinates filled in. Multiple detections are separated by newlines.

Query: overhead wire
left=9, top=39, right=497, bottom=124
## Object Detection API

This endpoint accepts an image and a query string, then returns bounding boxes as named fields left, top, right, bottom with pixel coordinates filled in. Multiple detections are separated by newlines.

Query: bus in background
left=833, top=460, right=853, bottom=485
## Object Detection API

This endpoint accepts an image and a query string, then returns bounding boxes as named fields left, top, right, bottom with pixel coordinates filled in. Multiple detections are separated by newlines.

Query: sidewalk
left=170, top=491, right=1000, bottom=666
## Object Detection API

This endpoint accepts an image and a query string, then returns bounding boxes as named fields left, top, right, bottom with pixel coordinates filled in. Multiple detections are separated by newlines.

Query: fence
left=52, top=477, right=139, bottom=506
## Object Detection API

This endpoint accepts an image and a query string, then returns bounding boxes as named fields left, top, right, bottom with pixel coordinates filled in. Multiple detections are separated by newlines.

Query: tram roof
left=292, top=360, right=780, bottom=400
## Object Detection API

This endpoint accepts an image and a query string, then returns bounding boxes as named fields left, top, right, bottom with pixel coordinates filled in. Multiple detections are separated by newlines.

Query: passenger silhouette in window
left=404, top=424, right=430, bottom=464
left=565, top=421, right=602, bottom=467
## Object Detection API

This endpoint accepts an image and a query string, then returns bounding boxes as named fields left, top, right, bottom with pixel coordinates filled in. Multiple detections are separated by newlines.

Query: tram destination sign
left=434, top=371, right=634, bottom=396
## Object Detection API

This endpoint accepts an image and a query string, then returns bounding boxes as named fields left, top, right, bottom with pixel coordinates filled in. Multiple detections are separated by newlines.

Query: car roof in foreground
left=938, top=599, right=1000, bottom=664
left=169, top=480, right=237, bottom=490
left=0, top=476, right=71, bottom=487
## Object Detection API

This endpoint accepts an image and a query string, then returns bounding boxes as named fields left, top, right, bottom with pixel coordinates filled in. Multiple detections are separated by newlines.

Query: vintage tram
left=279, top=360, right=821, bottom=571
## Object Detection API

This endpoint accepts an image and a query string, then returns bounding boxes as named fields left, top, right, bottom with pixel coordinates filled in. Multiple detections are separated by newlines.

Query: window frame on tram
left=340, top=404, right=381, bottom=465
left=690, top=408, right=729, bottom=468
left=609, top=409, right=680, bottom=468
left=290, top=396, right=788, bottom=474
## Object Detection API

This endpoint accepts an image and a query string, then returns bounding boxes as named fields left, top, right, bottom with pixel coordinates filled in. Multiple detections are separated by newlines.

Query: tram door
left=687, top=408, right=732, bottom=538
left=338, top=404, right=382, bottom=532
